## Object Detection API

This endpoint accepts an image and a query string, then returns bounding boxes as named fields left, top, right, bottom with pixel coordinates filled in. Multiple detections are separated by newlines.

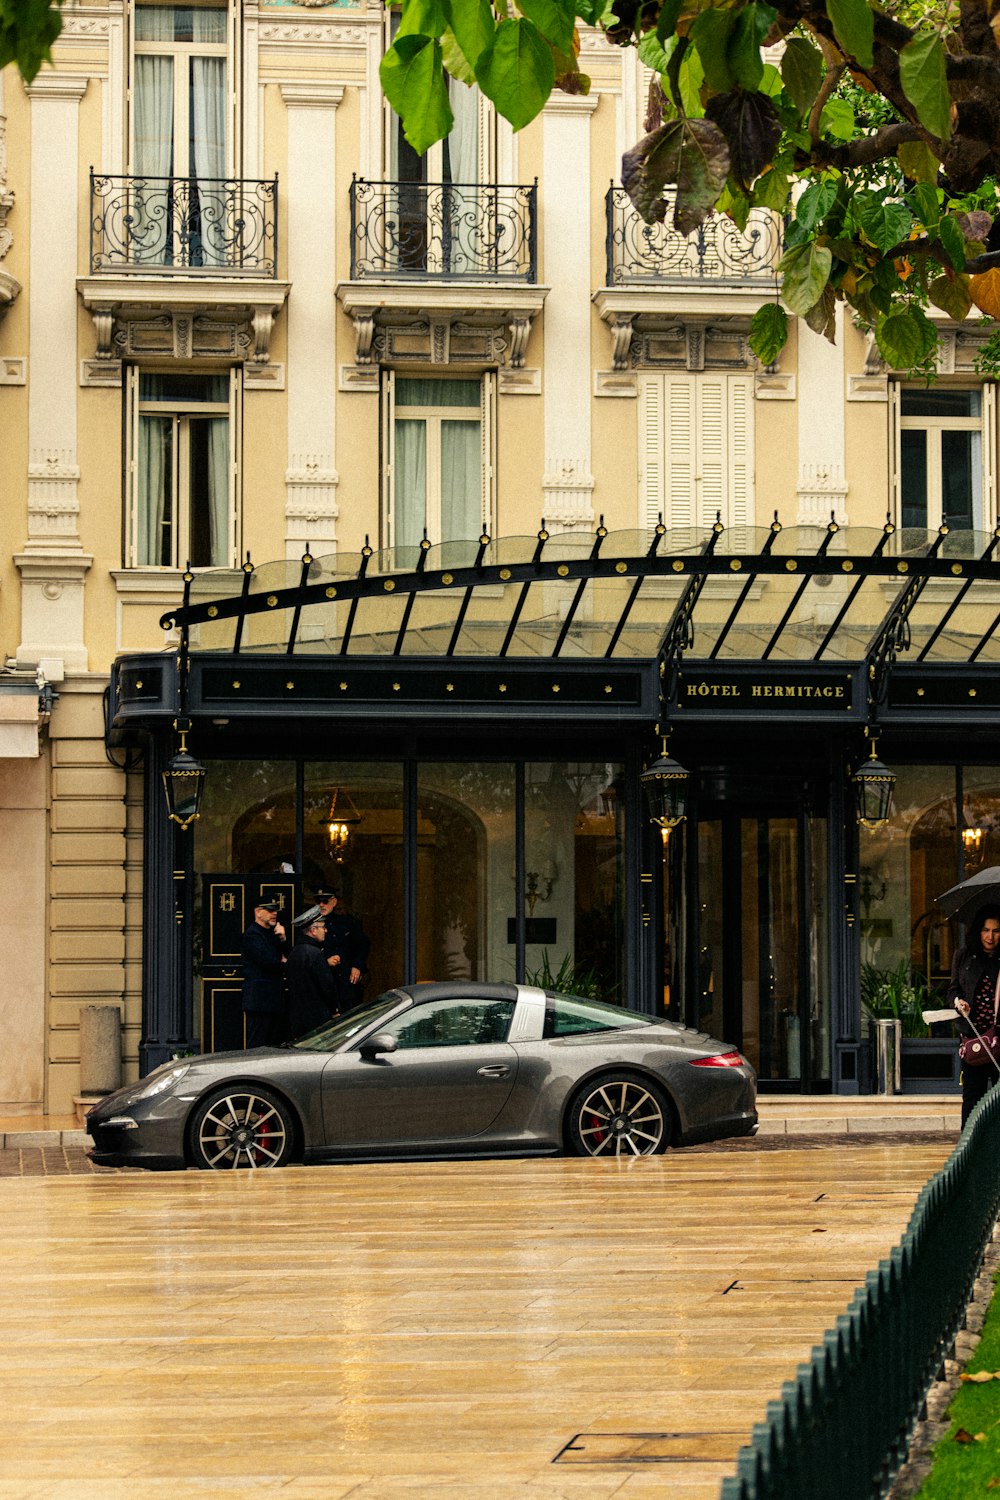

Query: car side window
left=384, top=997, right=516, bottom=1049
left=544, top=994, right=654, bottom=1038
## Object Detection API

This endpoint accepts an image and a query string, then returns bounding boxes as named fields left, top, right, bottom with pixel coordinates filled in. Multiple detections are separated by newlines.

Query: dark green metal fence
left=720, top=1087, right=1000, bottom=1499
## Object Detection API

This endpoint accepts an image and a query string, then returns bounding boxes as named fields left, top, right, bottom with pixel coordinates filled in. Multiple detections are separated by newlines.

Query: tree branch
left=813, top=121, right=924, bottom=170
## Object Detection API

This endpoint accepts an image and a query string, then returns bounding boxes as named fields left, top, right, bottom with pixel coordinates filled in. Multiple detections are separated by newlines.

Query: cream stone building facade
left=1, top=1, right=996, bottom=1115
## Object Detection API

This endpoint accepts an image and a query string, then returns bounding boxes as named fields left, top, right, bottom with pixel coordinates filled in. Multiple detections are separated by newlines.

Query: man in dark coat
left=240, top=897, right=289, bottom=1048
left=314, top=885, right=370, bottom=1011
left=288, top=909, right=340, bottom=1038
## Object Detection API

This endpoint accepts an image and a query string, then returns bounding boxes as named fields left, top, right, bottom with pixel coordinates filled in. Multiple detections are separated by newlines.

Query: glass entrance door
left=696, top=808, right=829, bottom=1087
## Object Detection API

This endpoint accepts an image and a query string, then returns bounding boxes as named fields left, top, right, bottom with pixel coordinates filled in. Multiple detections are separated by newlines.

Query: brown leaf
left=970, top=267, right=1000, bottom=318
left=954, top=1428, right=978, bottom=1443
left=960, top=1369, right=999, bottom=1382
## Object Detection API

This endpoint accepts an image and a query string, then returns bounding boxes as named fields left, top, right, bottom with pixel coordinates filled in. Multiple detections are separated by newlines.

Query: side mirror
left=359, top=1032, right=398, bottom=1061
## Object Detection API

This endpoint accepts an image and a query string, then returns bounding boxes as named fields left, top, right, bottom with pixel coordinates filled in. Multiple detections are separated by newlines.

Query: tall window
left=131, top=1, right=232, bottom=266
left=893, top=385, right=997, bottom=531
left=383, top=374, right=493, bottom=550
left=638, top=372, right=755, bottom=532
left=126, top=369, right=238, bottom=567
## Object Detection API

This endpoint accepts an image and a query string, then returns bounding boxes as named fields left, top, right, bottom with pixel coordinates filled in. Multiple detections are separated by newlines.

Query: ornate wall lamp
left=852, top=738, right=896, bottom=832
left=640, top=727, right=690, bottom=835
left=161, top=717, right=206, bottom=831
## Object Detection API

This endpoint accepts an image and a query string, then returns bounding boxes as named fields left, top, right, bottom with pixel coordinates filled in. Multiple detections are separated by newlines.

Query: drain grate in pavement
left=554, top=1431, right=743, bottom=1464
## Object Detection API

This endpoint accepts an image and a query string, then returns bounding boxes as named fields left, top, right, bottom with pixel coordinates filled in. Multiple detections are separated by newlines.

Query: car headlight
left=134, top=1064, right=190, bottom=1100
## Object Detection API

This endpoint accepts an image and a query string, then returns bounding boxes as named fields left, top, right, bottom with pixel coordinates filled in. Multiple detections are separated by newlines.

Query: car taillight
left=690, top=1051, right=744, bottom=1069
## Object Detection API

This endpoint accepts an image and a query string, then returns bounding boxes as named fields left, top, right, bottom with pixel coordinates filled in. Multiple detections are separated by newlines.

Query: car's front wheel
left=189, top=1086, right=295, bottom=1170
left=567, top=1072, right=671, bottom=1157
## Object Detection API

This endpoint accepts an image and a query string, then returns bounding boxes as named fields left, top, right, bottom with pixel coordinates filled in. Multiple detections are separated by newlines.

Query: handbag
left=958, top=969, right=1000, bottom=1067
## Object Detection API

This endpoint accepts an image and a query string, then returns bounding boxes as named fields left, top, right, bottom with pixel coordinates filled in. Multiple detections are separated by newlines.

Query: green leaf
left=704, top=90, right=782, bottom=189
left=0, top=0, right=63, bottom=81
left=396, top=0, right=451, bottom=41
left=447, top=0, right=496, bottom=69
left=929, top=273, right=972, bottom=321
left=937, top=215, right=966, bottom=273
left=779, top=240, right=834, bottom=315
left=897, top=140, right=941, bottom=185
left=795, top=179, right=838, bottom=233
left=677, top=46, right=706, bottom=118
left=753, top=168, right=791, bottom=213
left=621, top=118, right=730, bottom=235
left=727, top=4, right=776, bottom=93
left=854, top=195, right=913, bottom=253
left=906, top=182, right=940, bottom=232
left=441, top=30, right=475, bottom=84
left=637, top=31, right=672, bottom=76
left=781, top=37, right=825, bottom=117
left=516, top=0, right=576, bottom=57
left=875, top=307, right=937, bottom=370
left=825, top=0, right=874, bottom=69
left=477, top=18, right=555, bottom=131
left=749, top=303, right=789, bottom=365
left=821, top=97, right=855, bottom=141
left=380, top=36, right=454, bottom=156
left=690, top=9, right=735, bottom=94
left=719, top=183, right=751, bottom=231
left=758, top=63, right=784, bottom=99
left=899, top=34, right=952, bottom=143
left=656, top=0, right=684, bottom=44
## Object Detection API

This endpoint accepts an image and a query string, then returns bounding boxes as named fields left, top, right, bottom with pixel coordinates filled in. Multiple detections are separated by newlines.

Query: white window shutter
left=696, top=376, right=726, bottom=528
left=383, top=369, right=396, bottom=550
left=480, top=371, right=495, bottom=534
left=983, top=383, right=997, bottom=527
left=727, top=375, right=754, bottom=530
left=665, top=376, right=697, bottom=530
left=638, top=374, right=665, bottom=533
left=124, top=364, right=140, bottom=566
left=227, top=0, right=240, bottom=177
left=889, top=380, right=902, bottom=526
left=228, top=365, right=241, bottom=564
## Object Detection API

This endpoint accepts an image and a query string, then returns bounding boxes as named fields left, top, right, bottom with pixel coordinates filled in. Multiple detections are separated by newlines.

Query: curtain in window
left=394, top=420, right=427, bottom=554
left=205, top=416, right=229, bottom=565
left=441, top=420, right=481, bottom=541
left=137, top=414, right=171, bottom=566
left=445, top=82, right=479, bottom=184
left=191, top=56, right=227, bottom=266
left=134, top=56, right=174, bottom=262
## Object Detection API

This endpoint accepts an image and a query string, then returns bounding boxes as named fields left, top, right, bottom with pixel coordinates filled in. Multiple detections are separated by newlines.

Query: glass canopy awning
left=163, top=519, right=1000, bottom=673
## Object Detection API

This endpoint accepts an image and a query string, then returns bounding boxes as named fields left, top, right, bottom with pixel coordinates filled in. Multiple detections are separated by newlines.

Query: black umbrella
left=936, top=866, right=1000, bottom=924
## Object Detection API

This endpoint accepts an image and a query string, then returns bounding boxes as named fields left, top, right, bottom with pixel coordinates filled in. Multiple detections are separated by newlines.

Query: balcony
left=337, top=178, right=547, bottom=388
left=89, top=171, right=278, bottom=276
left=349, top=177, right=537, bottom=283
left=78, top=171, right=289, bottom=369
left=594, top=185, right=782, bottom=379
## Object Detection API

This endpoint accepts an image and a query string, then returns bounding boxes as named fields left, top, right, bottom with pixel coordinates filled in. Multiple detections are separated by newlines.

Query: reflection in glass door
left=696, top=809, right=829, bottom=1086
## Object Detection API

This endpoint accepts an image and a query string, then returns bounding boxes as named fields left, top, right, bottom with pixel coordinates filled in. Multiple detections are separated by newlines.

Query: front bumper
left=85, top=1101, right=188, bottom=1169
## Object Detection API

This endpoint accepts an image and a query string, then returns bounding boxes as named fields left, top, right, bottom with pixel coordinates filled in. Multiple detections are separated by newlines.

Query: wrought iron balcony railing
left=89, top=171, right=278, bottom=276
left=605, top=184, right=780, bottom=286
left=349, top=177, right=537, bottom=282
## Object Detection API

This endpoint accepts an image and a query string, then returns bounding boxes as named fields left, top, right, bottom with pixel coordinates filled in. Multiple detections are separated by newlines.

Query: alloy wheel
left=572, top=1077, right=668, bottom=1156
left=194, top=1090, right=291, bottom=1169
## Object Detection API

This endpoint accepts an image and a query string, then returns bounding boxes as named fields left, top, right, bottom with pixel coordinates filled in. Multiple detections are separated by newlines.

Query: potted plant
left=860, top=961, right=959, bottom=1093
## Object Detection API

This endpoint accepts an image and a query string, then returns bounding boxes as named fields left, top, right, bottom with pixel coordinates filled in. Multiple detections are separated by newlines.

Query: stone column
left=796, top=304, right=849, bottom=526
left=541, top=92, right=599, bottom=533
left=280, top=82, right=343, bottom=562
left=15, top=74, right=92, bottom=673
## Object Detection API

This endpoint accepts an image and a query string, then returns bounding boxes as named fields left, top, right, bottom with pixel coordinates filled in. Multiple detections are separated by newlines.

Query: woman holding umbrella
left=946, top=905, right=1000, bottom=1126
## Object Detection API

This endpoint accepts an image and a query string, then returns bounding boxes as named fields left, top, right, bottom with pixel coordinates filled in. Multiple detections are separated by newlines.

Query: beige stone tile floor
left=0, top=1141, right=952, bottom=1499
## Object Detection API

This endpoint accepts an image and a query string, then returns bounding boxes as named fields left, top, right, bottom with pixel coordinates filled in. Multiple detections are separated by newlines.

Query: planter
left=900, top=1036, right=960, bottom=1094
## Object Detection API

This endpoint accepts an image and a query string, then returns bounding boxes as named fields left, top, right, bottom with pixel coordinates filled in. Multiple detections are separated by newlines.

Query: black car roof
left=395, top=980, right=521, bottom=1004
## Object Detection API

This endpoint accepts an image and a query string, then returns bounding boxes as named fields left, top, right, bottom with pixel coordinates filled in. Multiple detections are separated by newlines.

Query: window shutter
left=480, top=371, right=495, bottom=534
left=983, top=384, right=997, bottom=527
left=228, top=365, right=241, bottom=564
left=727, top=375, right=754, bottom=530
left=665, top=376, right=696, bottom=530
left=638, top=374, right=665, bottom=533
left=888, top=380, right=902, bottom=525
left=696, top=376, right=726, bottom=528
left=124, top=365, right=140, bottom=566
left=383, top=368, right=396, bottom=550
left=228, top=0, right=241, bottom=177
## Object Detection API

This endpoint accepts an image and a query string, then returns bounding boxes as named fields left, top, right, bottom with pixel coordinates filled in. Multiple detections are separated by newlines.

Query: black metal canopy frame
left=160, top=518, right=1000, bottom=720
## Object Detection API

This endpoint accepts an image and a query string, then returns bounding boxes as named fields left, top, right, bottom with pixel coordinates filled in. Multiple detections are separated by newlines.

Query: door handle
left=477, top=1064, right=510, bottom=1078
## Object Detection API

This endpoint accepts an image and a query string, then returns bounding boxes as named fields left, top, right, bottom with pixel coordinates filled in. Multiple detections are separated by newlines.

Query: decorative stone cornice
left=594, top=284, right=774, bottom=370
left=542, top=92, right=600, bottom=116
left=24, top=74, right=89, bottom=101
left=336, top=281, right=548, bottom=369
left=279, top=81, right=345, bottom=108
left=77, top=276, right=291, bottom=361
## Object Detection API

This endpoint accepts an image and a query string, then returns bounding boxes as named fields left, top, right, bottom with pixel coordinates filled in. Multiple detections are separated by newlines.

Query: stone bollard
left=77, top=1005, right=122, bottom=1124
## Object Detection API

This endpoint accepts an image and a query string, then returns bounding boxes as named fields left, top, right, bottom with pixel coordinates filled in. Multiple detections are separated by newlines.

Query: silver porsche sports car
left=86, top=982, right=757, bottom=1170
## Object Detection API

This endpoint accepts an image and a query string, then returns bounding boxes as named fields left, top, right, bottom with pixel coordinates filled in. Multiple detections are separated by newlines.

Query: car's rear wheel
left=567, top=1071, right=671, bottom=1157
left=190, top=1086, right=295, bottom=1170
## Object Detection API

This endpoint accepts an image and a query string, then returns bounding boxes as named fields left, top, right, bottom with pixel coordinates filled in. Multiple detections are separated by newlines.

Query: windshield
left=291, top=991, right=407, bottom=1052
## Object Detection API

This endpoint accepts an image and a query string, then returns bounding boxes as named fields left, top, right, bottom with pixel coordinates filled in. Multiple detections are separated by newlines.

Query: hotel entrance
left=694, top=799, right=830, bottom=1088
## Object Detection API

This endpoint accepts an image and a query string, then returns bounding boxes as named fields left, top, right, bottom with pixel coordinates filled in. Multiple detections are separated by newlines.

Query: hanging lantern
left=161, top=720, right=206, bottom=831
left=319, top=787, right=362, bottom=862
left=852, top=741, right=896, bottom=832
left=640, top=733, right=689, bottom=831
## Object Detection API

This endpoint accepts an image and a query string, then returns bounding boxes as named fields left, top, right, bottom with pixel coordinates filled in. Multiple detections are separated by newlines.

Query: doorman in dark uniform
left=314, top=885, right=369, bottom=1011
left=288, top=909, right=340, bottom=1037
left=240, top=897, right=289, bottom=1048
